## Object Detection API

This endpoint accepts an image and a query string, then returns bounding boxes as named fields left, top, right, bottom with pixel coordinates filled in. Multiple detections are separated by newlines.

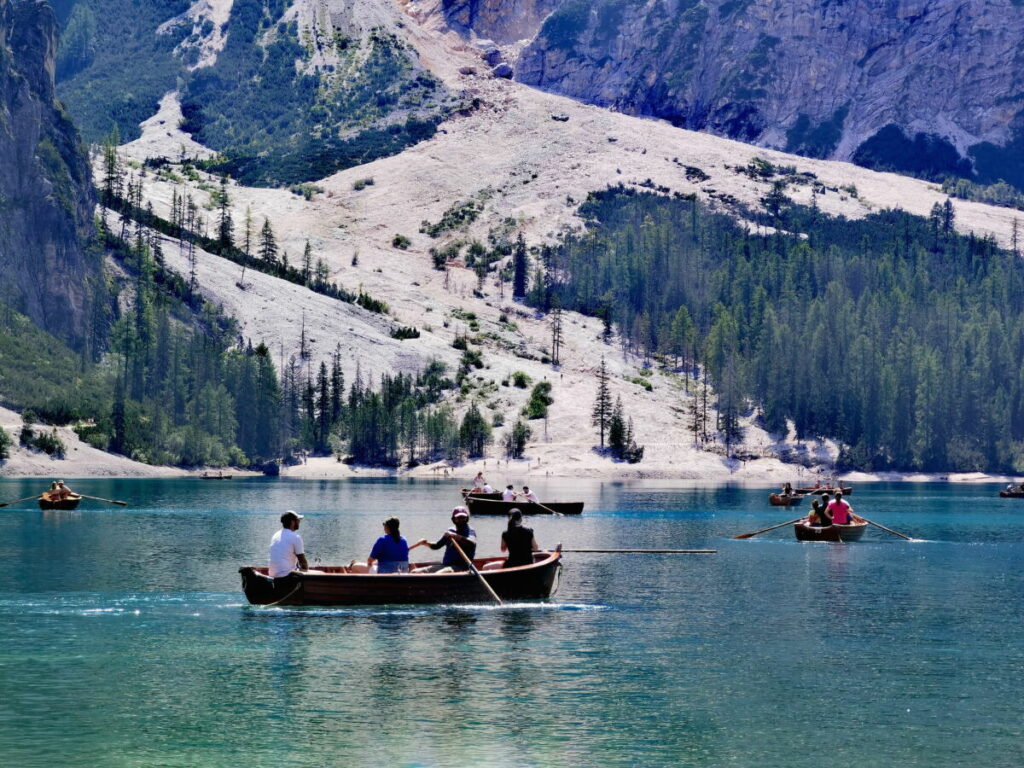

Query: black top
left=501, top=525, right=535, bottom=568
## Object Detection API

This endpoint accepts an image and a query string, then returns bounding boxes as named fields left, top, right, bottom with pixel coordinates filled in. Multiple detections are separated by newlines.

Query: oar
left=0, top=495, right=41, bottom=508
left=733, top=516, right=806, bottom=539
left=448, top=537, right=503, bottom=606
left=78, top=494, right=128, bottom=506
left=857, top=515, right=914, bottom=541
left=563, top=548, right=716, bottom=554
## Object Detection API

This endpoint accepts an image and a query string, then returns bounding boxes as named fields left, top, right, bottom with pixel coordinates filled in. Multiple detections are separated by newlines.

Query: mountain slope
left=443, top=0, right=1024, bottom=191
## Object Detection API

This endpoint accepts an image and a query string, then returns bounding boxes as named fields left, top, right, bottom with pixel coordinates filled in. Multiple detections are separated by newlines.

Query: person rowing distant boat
left=520, top=486, right=539, bottom=504
left=502, top=484, right=516, bottom=501
left=472, top=472, right=487, bottom=490
left=269, top=511, right=309, bottom=578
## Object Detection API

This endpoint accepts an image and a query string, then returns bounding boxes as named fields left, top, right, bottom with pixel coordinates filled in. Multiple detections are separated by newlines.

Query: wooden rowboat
left=769, top=493, right=803, bottom=507
left=793, top=520, right=867, bottom=542
left=461, top=489, right=503, bottom=501
left=38, top=493, right=82, bottom=510
left=999, top=489, right=1024, bottom=498
left=794, top=486, right=853, bottom=496
left=238, top=551, right=562, bottom=606
left=464, top=497, right=584, bottom=515
left=200, top=473, right=232, bottom=480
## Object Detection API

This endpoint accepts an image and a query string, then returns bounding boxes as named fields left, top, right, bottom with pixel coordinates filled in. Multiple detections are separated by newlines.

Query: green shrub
left=354, top=177, right=375, bottom=191
left=522, top=381, right=554, bottom=419
left=392, top=234, right=411, bottom=249
left=0, top=427, right=11, bottom=460
left=391, top=326, right=420, bottom=340
left=512, top=371, right=531, bottom=388
left=32, top=429, right=67, bottom=459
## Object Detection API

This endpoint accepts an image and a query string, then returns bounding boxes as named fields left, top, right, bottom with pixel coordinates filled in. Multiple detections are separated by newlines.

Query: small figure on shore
left=520, top=485, right=539, bottom=504
left=412, top=507, right=477, bottom=572
left=501, top=484, right=516, bottom=501
left=269, top=510, right=308, bottom=578
left=367, top=517, right=410, bottom=574
left=501, top=509, right=540, bottom=568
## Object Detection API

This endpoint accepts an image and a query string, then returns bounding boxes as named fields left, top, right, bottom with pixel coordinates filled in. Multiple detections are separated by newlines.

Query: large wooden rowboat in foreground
left=239, top=551, right=563, bottom=606
left=38, top=493, right=82, bottom=510
left=464, top=497, right=584, bottom=515
left=793, top=520, right=867, bottom=542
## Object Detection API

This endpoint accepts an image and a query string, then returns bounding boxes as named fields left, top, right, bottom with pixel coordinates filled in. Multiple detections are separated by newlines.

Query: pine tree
left=216, top=175, right=234, bottom=248
left=302, top=240, right=313, bottom=285
left=512, top=233, right=528, bottom=298
left=592, top=356, right=612, bottom=447
left=459, top=403, right=492, bottom=458
left=608, top=396, right=625, bottom=457
left=258, top=218, right=278, bottom=265
left=550, top=305, right=564, bottom=365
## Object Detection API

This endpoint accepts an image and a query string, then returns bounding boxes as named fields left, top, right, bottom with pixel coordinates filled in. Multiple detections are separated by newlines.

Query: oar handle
left=448, top=537, right=503, bottom=605
left=0, top=495, right=43, bottom=507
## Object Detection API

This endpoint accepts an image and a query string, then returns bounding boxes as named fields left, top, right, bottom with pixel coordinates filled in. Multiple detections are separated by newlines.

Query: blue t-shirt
left=370, top=535, right=410, bottom=573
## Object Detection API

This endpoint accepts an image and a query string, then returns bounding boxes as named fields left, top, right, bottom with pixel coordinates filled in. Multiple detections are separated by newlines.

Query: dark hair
left=811, top=499, right=821, bottom=510
left=384, top=517, right=401, bottom=541
left=507, top=508, right=523, bottom=533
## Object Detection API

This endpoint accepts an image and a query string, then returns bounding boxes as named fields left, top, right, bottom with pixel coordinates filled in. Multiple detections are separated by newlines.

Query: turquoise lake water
left=0, top=478, right=1021, bottom=767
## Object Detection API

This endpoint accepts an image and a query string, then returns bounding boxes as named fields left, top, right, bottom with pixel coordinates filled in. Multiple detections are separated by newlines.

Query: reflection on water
left=1, top=478, right=1023, bottom=767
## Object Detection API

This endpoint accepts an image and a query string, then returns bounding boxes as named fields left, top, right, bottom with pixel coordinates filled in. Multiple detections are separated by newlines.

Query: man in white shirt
left=501, top=484, right=517, bottom=501
left=521, top=486, right=539, bottom=504
left=269, top=510, right=309, bottom=578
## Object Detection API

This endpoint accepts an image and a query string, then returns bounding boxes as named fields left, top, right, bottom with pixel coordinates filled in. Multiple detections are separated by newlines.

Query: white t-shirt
left=523, top=491, right=539, bottom=503
left=502, top=488, right=516, bottom=501
left=269, top=528, right=305, bottom=577
left=482, top=484, right=495, bottom=493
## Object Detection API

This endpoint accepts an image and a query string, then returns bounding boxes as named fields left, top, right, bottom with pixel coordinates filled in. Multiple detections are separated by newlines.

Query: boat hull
left=239, top=552, right=562, bottom=606
left=999, top=490, right=1024, bottom=498
left=794, top=486, right=853, bottom=496
left=461, top=490, right=503, bottom=501
left=769, top=493, right=803, bottom=507
left=464, top=498, right=584, bottom=515
left=794, top=521, right=867, bottom=542
left=38, top=495, right=81, bottom=510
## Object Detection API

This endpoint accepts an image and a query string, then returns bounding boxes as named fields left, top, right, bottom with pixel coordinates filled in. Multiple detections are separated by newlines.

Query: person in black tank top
left=501, top=509, right=539, bottom=568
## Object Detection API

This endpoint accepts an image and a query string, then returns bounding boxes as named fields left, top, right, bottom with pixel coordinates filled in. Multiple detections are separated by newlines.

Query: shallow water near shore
left=0, top=478, right=1022, bottom=767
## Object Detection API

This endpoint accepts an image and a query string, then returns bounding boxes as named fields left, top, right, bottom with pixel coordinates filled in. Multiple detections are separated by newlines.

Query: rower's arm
left=296, top=553, right=309, bottom=571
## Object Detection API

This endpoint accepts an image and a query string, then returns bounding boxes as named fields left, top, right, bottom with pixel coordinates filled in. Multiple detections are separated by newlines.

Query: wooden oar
left=0, top=495, right=41, bottom=508
left=563, top=548, right=716, bottom=554
left=448, top=537, right=503, bottom=606
left=857, top=516, right=914, bottom=541
left=733, top=517, right=806, bottom=539
left=77, top=494, right=128, bottom=506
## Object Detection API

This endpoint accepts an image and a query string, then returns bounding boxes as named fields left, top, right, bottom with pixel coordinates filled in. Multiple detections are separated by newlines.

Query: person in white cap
left=269, top=510, right=308, bottom=578
left=412, top=506, right=477, bottom=572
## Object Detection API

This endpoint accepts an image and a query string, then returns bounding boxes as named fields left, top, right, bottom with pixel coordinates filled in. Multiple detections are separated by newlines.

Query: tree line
left=533, top=185, right=1024, bottom=472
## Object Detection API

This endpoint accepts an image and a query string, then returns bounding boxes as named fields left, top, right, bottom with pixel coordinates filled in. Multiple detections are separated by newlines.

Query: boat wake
left=245, top=602, right=607, bottom=617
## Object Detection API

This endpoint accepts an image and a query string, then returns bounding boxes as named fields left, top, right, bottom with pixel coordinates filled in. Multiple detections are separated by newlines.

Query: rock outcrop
left=0, top=0, right=98, bottom=345
left=441, top=0, right=562, bottom=44
left=444, top=0, right=1024, bottom=188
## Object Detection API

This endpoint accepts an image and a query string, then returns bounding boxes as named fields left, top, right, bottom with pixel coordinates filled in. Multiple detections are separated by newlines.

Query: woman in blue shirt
left=367, top=517, right=410, bottom=573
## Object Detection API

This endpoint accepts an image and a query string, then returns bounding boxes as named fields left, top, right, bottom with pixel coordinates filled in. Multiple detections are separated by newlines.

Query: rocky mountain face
left=441, top=0, right=562, bottom=43
left=0, top=0, right=98, bottom=346
left=445, top=0, right=1024, bottom=190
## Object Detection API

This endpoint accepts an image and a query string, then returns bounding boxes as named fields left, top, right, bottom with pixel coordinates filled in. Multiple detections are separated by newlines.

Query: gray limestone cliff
left=445, top=0, right=1024, bottom=189
left=0, top=0, right=98, bottom=345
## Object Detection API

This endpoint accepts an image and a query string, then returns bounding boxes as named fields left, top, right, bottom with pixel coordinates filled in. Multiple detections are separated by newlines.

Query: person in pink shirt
left=827, top=491, right=856, bottom=525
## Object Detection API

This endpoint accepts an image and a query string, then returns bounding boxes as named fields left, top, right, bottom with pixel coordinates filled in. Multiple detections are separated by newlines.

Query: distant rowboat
left=769, top=493, right=803, bottom=507
left=793, top=520, right=867, bottom=542
left=238, top=551, right=563, bottom=606
left=200, top=473, right=232, bottom=480
left=464, top=497, right=584, bottom=515
left=38, top=493, right=81, bottom=510
left=794, top=486, right=853, bottom=496
left=461, top=488, right=503, bottom=501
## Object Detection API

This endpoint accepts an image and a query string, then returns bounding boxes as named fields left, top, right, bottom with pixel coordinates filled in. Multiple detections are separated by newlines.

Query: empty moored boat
left=239, top=551, right=562, bottom=606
